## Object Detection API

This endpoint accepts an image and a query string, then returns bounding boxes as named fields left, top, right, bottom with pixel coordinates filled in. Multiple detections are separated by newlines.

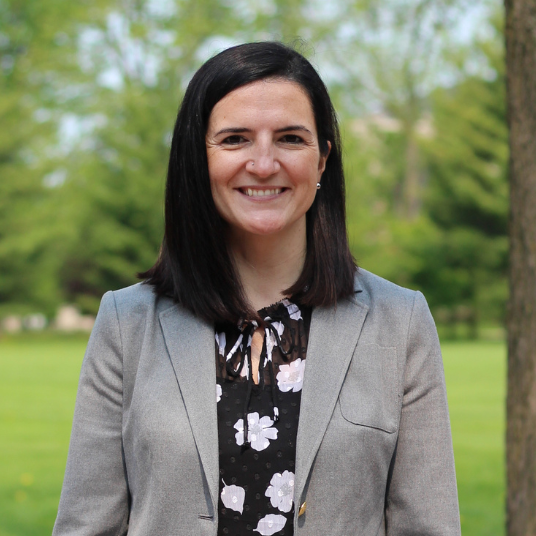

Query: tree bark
left=505, top=1, right=536, bottom=535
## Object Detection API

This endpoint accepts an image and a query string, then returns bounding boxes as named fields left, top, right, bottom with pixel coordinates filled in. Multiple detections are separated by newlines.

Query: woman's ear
left=318, top=140, right=331, bottom=175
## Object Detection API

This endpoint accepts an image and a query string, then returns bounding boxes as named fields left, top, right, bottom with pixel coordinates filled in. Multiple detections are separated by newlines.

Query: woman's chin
left=231, top=217, right=302, bottom=240
left=239, top=224, right=286, bottom=238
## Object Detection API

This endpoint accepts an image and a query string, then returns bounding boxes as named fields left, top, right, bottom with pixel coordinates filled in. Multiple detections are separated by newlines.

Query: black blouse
left=215, top=300, right=311, bottom=536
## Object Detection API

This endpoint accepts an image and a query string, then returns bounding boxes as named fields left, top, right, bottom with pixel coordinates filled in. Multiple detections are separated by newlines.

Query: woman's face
left=206, top=79, right=329, bottom=241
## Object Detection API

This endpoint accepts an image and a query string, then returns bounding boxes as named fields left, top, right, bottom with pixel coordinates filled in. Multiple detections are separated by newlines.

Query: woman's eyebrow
left=275, top=125, right=312, bottom=135
left=213, top=127, right=252, bottom=136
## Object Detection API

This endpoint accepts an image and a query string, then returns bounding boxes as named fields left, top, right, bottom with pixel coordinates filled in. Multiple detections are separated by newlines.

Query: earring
left=316, top=182, right=321, bottom=190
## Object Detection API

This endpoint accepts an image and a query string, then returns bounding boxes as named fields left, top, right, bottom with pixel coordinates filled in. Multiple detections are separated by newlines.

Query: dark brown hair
left=140, top=42, right=356, bottom=323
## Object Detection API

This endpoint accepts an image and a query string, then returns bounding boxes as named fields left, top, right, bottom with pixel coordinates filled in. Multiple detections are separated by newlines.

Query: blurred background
left=0, top=0, right=505, bottom=534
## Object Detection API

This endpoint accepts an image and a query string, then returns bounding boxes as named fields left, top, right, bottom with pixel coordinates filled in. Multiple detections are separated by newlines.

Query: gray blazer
left=53, top=268, right=461, bottom=536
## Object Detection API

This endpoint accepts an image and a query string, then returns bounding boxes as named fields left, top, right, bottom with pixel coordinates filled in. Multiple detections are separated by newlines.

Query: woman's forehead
left=208, top=79, right=315, bottom=132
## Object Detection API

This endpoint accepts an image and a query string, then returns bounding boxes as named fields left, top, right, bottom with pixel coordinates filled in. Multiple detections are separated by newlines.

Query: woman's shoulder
left=101, top=281, right=176, bottom=317
left=354, top=268, right=420, bottom=307
left=353, top=268, right=437, bottom=347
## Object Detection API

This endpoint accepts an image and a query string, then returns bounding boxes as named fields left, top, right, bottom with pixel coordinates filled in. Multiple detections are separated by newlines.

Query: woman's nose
left=246, top=144, right=280, bottom=178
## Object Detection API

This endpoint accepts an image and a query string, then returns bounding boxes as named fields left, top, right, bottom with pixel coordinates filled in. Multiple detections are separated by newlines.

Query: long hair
left=140, top=42, right=356, bottom=323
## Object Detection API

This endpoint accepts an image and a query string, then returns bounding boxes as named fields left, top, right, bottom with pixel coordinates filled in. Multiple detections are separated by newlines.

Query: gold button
left=298, top=501, right=306, bottom=517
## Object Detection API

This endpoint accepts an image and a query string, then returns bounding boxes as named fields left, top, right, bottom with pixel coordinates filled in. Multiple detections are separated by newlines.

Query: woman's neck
left=227, top=223, right=306, bottom=311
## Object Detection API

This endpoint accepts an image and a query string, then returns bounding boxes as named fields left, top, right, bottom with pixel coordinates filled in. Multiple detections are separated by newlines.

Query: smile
left=240, top=188, right=285, bottom=197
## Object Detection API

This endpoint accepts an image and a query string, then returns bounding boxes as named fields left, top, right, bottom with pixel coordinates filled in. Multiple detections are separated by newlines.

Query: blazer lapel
left=295, top=288, right=369, bottom=501
left=159, top=305, right=219, bottom=511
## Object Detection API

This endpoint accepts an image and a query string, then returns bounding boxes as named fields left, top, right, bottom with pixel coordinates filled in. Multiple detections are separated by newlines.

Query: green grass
left=0, top=334, right=88, bottom=536
left=0, top=336, right=505, bottom=535
left=443, top=341, right=506, bottom=536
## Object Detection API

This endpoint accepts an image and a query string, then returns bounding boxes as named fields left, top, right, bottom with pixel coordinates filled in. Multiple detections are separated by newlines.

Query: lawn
left=0, top=336, right=505, bottom=535
left=443, top=341, right=506, bottom=536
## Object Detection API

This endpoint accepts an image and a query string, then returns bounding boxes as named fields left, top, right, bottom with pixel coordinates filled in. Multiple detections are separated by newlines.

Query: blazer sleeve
left=53, top=291, right=130, bottom=536
left=384, top=291, right=461, bottom=535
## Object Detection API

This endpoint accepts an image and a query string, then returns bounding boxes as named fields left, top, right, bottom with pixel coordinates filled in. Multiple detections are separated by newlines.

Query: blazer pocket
left=339, top=343, right=398, bottom=433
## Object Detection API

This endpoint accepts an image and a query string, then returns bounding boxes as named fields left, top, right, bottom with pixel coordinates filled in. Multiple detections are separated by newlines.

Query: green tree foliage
left=343, top=13, right=508, bottom=335
left=0, top=0, right=103, bottom=315
left=418, top=24, right=508, bottom=331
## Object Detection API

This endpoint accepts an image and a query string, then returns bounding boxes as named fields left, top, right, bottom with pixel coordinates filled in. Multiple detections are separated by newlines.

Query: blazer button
left=298, top=501, right=306, bottom=517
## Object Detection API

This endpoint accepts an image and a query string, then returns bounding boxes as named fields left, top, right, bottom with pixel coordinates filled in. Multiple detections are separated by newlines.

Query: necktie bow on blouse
left=224, top=309, right=296, bottom=449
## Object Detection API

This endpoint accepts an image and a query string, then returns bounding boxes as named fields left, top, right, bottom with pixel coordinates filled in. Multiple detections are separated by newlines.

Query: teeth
left=244, top=188, right=282, bottom=197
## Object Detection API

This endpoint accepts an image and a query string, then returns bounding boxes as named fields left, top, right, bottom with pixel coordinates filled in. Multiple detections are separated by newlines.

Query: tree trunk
left=505, top=1, right=536, bottom=535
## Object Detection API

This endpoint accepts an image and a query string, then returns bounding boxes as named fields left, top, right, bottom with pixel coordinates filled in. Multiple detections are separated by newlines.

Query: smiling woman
left=206, top=80, right=328, bottom=242
left=53, top=42, right=461, bottom=536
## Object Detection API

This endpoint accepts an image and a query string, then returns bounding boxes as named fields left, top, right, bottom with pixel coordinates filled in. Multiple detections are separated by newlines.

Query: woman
left=54, top=42, right=460, bottom=536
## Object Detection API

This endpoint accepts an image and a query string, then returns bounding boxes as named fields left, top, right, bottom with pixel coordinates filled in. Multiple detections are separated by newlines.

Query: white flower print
left=215, top=332, right=226, bottom=356
left=282, top=299, right=302, bottom=321
left=220, top=480, right=245, bottom=514
left=276, top=358, right=305, bottom=393
left=265, top=471, right=295, bottom=513
left=216, top=383, right=222, bottom=403
left=234, top=412, right=278, bottom=451
left=253, top=514, right=287, bottom=535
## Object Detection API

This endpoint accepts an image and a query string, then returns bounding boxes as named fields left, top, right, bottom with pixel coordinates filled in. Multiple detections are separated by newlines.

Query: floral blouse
left=215, top=299, right=311, bottom=536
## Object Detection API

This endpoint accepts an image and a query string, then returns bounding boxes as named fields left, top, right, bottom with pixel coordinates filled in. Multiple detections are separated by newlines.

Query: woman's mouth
left=240, top=188, right=285, bottom=197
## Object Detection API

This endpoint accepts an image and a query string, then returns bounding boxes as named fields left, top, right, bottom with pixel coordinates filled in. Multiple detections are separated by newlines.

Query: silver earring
left=316, top=182, right=321, bottom=190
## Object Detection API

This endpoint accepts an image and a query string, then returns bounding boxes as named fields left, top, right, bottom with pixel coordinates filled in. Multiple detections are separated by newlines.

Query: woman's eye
left=280, top=134, right=304, bottom=144
left=222, top=135, right=246, bottom=145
